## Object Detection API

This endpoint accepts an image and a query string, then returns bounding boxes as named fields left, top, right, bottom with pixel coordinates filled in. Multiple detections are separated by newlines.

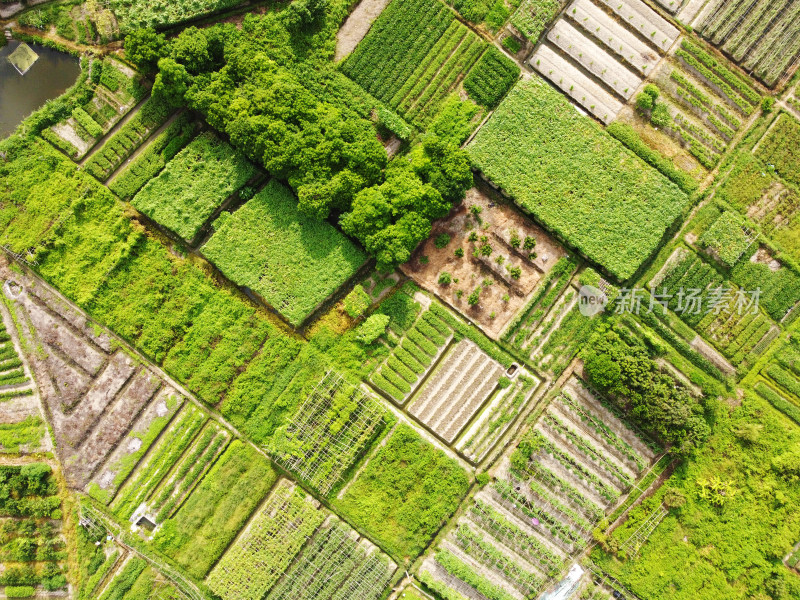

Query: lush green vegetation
left=462, top=47, right=519, bottom=109
left=593, top=391, right=800, bottom=599
left=203, top=180, right=367, bottom=325
left=128, top=19, right=474, bottom=270
left=510, top=0, right=560, bottom=44
left=583, top=326, right=710, bottom=449
left=132, top=132, right=257, bottom=241
left=756, top=112, right=800, bottom=188
left=153, top=440, right=277, bottom=578
left=109, top=114, right=198, bottom=200
left=335, top=424, right=470, bottom=560
left=108, top=0, right=246, bottom=32
left=468, top=79, right=689, bottom=280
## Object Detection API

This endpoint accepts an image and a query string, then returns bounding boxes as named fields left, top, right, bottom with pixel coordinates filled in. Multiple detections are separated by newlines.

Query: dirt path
left=334, top=0, right=391, bottom=61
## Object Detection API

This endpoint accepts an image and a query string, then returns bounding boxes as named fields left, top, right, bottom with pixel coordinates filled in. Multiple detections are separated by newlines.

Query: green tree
left=356, top=314, right=390, bottom=344
left=152, top=58, right=191, bottom=108
left=124, top=28, right=168, bottom=73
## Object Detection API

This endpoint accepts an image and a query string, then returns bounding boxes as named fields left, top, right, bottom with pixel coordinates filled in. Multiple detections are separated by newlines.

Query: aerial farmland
left=0, top=0, right=799, bottom=598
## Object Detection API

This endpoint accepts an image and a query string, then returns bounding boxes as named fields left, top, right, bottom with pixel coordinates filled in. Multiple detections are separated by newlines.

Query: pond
left=0, top=40, right=81, bottom=140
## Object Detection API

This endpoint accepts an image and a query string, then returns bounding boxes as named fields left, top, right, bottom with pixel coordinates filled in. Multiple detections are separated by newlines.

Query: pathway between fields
left=334, top=0, right=391, bottom=61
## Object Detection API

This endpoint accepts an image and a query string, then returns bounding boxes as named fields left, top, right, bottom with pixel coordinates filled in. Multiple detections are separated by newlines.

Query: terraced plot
left=83, top=97, right=174, bottom=183
left=1, top=263, right=183, bottom=489
left=409, top=339, right=504, bottom=443
left=0, top=292, right=42, bottom=454
left=44, top=59, right=145, bottom=160
left=421, top=377, right=657, bottom=597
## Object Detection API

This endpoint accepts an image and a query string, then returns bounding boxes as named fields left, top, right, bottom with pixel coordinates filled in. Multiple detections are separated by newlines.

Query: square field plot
left=409, top=339, right=504, bottom=444
left=132, top=132, right=258, bottom=243
left=202, top=180, right=368, bottom=326
left=468, top=78, right=689, bottom=281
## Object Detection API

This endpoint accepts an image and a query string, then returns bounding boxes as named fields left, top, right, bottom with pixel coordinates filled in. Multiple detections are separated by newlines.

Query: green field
left=132, top=132, right=258, bottom=242
left=467, top=78, right=689, bottom=280
left=342, top=0, right=505, bottom=124
left=153, top=440, right=276, bottom=578
left=335, top=424, right=470, bottom=560
left=202, top=180, right=368, bottom=326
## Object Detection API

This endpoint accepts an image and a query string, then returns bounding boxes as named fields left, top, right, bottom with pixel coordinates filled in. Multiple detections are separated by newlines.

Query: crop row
left=493, top=480, right=585, bottom=549
left=452, top=523, right=543, bottom=595
left=410, top=340, right=502, bottom=442
left=529, top=431, right=619, bottom=503
left=533, top=43, right=624, bottom=124
left=720, top=0, right=780, bottom=61
left=755, top=382, right=800, bottom=425
left=594, top=0, right=679, bottom=50
left=342, top=0, right=454, bottom=104
left=556, top=393, right=645, bottom=471
left=503, top=256, right=576, bottom=348
left=458, top=374, right=537, bottom=462
left=372, top=310, right=451, bottom=402
left=266, top=520, right=394, bottom=600
left=84, top=97, right=173, bottom=182
left=433, top=549, right=517, bottom=600
left=405, top=34, right=485, bottom=126
left=391, top=22, right=466, bottom=112
left=109, top=114, right=198, bottom=200
left=766, top=364, right=800, bottom=399
left=745, top=3, right=800, bottom=86
left=670, top=70, right=740, bottom=134
left=206, top=481, right=325, bottom=600
left=470, top=498, right=565, bottom=573
left=679, top=39, right=760, bottom=103
left=151, top=425, right=229, bottom=521
left=541, top=414, right=633, bottom=488
left=110, top=405, right=206, bottom=519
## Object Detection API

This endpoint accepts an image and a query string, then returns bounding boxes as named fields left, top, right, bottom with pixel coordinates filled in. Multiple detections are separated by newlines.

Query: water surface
left=0, top=41, right=81, bottom=139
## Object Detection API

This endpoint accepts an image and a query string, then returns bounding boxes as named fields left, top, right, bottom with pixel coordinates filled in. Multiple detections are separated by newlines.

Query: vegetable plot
left=202, top=180, right=367, bottom=326
left=269, top=370, right=386, bottom=496
left=409, top=339, right=504, bottom=443
left=468, top=79, right=688, bottom=280
left=132, top=132, right=258, bottom=243
left=206, top=479, right=325, bottom=600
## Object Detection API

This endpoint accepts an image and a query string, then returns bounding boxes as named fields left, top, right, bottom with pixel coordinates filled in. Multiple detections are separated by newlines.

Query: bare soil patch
left=0, top=257, right=180, bottom=488
left=334, top=0, right=392, bottom=61
left=401, top=186, right=566, bottom=339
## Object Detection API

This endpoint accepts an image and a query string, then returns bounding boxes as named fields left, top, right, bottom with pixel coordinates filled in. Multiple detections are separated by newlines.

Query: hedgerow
left=468, top=79, right=689, bottom=280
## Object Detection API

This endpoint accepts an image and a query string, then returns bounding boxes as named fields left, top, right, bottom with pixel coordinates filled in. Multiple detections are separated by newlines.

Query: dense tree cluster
left=583, top=328, right=710, bottom=450
left=124, top=16, right=472, bottom=269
